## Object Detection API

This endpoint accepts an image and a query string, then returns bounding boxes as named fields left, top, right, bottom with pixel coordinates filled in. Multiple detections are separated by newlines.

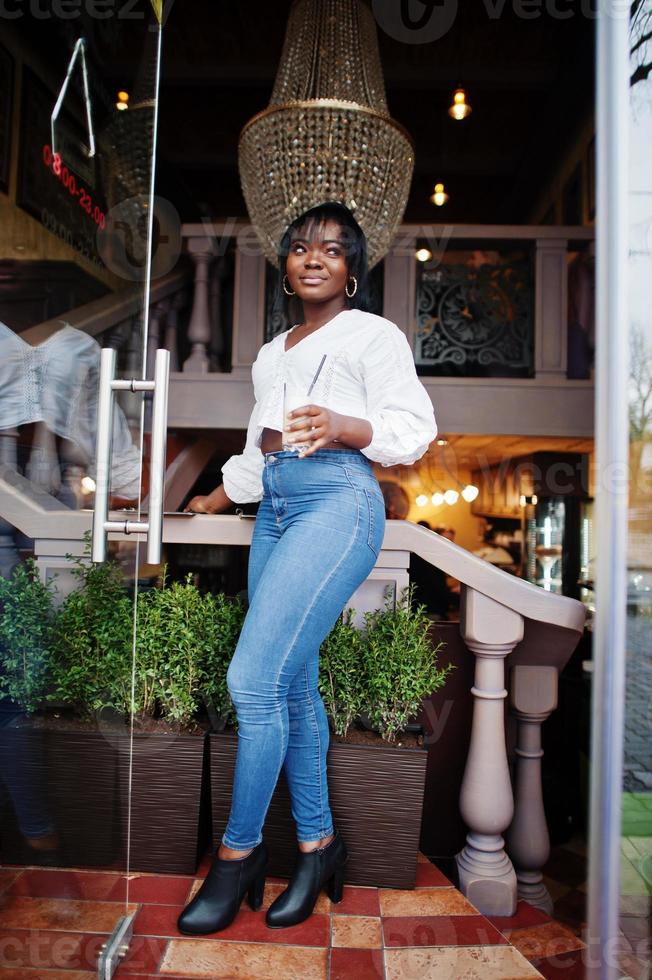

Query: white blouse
left=221, top=308, right=437, bottom=504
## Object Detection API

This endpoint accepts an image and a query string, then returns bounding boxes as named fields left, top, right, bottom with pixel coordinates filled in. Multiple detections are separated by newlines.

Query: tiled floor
left=541, top=835, right=651, bottom=980
left=0, top=850, right=592, bottom=979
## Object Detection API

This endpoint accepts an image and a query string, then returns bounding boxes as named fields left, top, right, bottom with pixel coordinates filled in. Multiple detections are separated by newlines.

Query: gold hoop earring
left=345, top=276, right=358, bottom=299
left=282, top=274, right=296, bottom=296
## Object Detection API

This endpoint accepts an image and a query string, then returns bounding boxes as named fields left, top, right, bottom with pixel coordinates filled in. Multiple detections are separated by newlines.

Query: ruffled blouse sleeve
left=358, top=321, right=437, bottom=467
left=221, top=399, right=264, bottom=503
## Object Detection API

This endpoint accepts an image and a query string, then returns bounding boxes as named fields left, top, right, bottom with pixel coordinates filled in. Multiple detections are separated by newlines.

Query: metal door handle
left=91, top=348, right=170, bottom=564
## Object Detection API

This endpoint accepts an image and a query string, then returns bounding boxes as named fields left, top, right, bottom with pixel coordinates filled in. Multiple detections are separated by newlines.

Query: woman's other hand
left=184, top=484, right=234, bottom=513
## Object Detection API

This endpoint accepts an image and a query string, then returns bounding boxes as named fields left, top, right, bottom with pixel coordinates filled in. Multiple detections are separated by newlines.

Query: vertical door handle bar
left=91, top=348, right=117, bottom=563
left=90, top=348, right=169, bottom=564
left=146, top=348, right=170, bottom=565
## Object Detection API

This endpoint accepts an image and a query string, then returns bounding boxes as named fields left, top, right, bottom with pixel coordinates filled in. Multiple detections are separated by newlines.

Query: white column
left=183, top=238, right=214, bottom=373
left=455, top=586, right=523, bottom=916
left=534, top=237, right=568, bottom=378
left=505, top=664, right=557, bottom=915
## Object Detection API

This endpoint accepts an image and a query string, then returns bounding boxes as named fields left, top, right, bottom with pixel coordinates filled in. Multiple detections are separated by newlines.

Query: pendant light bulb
left=431, top=492, right=445, bottom=507
left=448, top=87, right=472, bottom=121
left=461, top=484, right=479, bottom=503
left=430, top=182, right=449, bottom=207
left=416, top=494, right=428, bottom=507
left=443, top=488, right=459, bottom=505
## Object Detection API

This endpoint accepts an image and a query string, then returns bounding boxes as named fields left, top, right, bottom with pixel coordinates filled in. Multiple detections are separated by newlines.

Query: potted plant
left=0, top=550, right=240, bottom=875
left=209, top=585, right=452, bottom=888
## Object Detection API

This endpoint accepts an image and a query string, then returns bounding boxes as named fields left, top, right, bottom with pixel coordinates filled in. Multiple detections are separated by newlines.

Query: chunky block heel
left=326, top=863, right=346, bottom=903
left=247, top=870, right=266, bottom=911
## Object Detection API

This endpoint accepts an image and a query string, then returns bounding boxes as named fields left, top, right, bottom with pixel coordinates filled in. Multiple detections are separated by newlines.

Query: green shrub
left=49, top=554, right=133, bottom=719
left=137, top=572, right=244, bottom=729
left=0, top=558, right=56, bottom=713
left=318, top=608, right=367, bottom=736
left=201, top=591, right=245, bottom=731
left=360, top=584, right=452, bottom=742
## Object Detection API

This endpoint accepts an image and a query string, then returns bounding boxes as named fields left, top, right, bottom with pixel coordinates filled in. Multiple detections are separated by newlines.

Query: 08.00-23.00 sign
left=42, top=144, right=106, bottom=230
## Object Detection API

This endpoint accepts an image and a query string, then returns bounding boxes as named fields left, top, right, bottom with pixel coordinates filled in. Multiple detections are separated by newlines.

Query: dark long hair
left=276, top=201, right=372, bottom=322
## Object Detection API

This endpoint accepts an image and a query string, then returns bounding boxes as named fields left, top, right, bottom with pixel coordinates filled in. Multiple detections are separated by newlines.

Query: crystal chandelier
left=238, top=0, right=415, bottom=269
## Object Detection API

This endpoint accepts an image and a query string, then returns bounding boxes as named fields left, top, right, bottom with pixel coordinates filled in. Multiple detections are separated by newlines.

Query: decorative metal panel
left=415, top=252, right=534, bottom=377
left=264, top=260, right=384, bottom=343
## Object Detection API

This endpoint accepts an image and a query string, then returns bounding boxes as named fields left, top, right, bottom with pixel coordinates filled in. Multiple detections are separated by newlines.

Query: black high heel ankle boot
left=177, top=840, right=268, bottom=935
left=265, top=828, right=348, bottom=929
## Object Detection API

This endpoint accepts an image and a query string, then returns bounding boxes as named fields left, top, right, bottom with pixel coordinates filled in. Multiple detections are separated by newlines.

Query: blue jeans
left=222, top=448, right=386, bottom=849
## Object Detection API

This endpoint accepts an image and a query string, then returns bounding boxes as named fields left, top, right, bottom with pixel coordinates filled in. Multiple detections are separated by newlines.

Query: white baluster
left=120, top=317, right=143, bottom=433
left=505, top=664, right=557, bottom=914
left=164, top=291, right=185, bottom=372
left=455, top=586, right=522, bottom=916
left=146, top=300, right=169, bottom=379
left=210, top=258, right=225, bottom=370
left=26, top=422, right=61, bottom=497
left=183, top=238, right=214, bottom=372
left=0, top=430, right=20, bottom=578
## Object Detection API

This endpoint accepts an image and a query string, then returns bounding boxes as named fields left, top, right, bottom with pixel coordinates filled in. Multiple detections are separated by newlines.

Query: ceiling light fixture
left=415, top=247, right=432, bottom=262
left=116, top=90, right=130, bottom=111
left=430, top=182, right=449, bottom=207
left=448, top=87, right=472, bottom=121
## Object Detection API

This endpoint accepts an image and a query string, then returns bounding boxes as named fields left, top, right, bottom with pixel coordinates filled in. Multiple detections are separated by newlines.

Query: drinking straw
left=307, top=354, right=327, bottom=397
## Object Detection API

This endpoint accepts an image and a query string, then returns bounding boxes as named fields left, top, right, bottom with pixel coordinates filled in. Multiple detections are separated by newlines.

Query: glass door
left=588, top=4, right=652, bottom=978
left=0, top=3, right=165, bottom=975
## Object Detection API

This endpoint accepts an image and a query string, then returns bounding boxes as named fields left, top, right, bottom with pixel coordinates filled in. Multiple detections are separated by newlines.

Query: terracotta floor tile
left=416, top=851, right=430, bottom=863
left=552, top=888, right=587, bottom=930
left=0, top=870, right=20, bottom=895
left=415, top=861, right=452, bottom=888
left=504, top=921, right=586, bottom=959
left=330, top=946, right=385, bottom=980
left=0, top=895, right=138, bottom=933
left=384, top=944, right=545, bottom=979
left=383, top=914, right=509, bottom=948
left=113, top=936, right=168, bottom=974
left=530, top=949, right=586, bottom=979
left=0, top=972, right=95, bottom=979
left=330, top=886, right=381, bottom=917
left=331, top=914, right=382, bottom=949
left=186, top=907, right=330, bottom=947
left=133, top=903, right=186, bottom=937
left=489, top=900, right=553, bottom=933
left=111, top=874, right=195, bottom=905
left=6, top=869, right=123, bottom=901
left=160, top=938, right=328, bottom=979
left=0, top=928, right=105, bottom=971
left=379, top=886, right=477, bottom=917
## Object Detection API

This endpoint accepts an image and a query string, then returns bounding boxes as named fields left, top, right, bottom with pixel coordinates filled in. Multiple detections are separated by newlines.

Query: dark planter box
left=209, top=729, right=428, bottom=889
left=0, top=726, right=210, bottom=875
